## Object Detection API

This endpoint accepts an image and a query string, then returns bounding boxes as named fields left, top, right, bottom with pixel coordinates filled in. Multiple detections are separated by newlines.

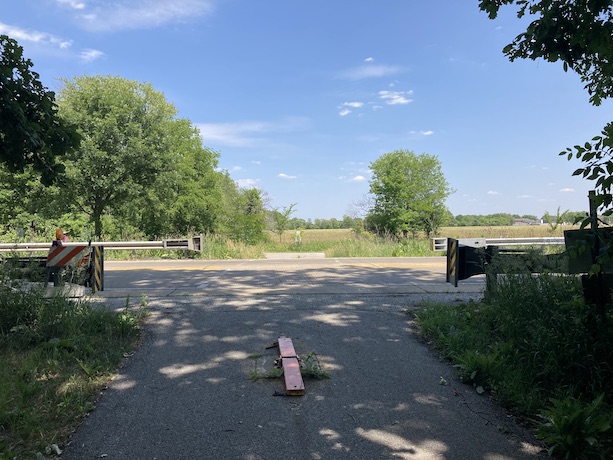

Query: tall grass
left=0, top=283, right=145, bottom=459
left=414, top=264, right=613, bottom=458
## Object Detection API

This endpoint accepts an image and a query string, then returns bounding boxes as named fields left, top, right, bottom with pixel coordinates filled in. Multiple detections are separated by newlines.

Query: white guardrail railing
left=0, top=235, right=203, bottom=253
left=431, top=236, right=565, bottom=251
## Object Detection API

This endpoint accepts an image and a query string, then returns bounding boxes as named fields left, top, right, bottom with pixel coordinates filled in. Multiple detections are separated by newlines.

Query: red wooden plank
left=278, top=337, right=297, bottom=358
left=282, top=357, right=305, bottom=396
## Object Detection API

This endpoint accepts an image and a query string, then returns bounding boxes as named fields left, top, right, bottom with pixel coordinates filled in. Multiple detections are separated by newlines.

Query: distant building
left=513, top=218, right=542, bottom=226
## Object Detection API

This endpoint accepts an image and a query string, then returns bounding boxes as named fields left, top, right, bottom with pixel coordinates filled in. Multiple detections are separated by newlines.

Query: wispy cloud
left=75, top=0, right=216, bottom=32
left=80, top=48, right=104, bottom=62
left=237, top=178, right=259, bottom=188
left=56, top=0, right=86, bottom=9
left=351, top=175, right=366, bottom=182
left=278, top=173, right=297, bottom=180
left=0, top=22, right=72, bottom=48
left=338, top=64, right=403, bottom=80
left=487, top=191, right=500, bottom=195
left=379, top=90, right=413, bottom=105
left=560, top=188, right=575, bottom=193
left=197, top=117, right=309, bottom=147
left=338, top=102, right=364, bottom=116
left=411, top=129, right=434, bottom=136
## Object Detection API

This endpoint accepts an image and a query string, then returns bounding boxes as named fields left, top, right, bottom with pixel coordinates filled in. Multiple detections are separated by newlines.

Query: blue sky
left=2, top=1, right=612, bottom=220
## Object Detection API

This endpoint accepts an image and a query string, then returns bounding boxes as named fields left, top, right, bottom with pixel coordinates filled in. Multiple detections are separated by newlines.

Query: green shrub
left=415, top=265, right=613, bottom=458
left=537, top=394, right=612, bottom=459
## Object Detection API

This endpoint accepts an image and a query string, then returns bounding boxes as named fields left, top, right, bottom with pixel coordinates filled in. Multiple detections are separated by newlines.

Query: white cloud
left=251, top=160, right=261, bottom=165
left=197, top=117, right=309, bottom=147
left=420, top=130, right=434, bottom=136
left=278, top=173, right=297, bottom=180
left=237, top=178, right=259, bottom=188
left=518, top=194, right=532, bottom=199
left=338, top=64, right=403, bottom=80
left=0, top=22, right=72, bottom=49
left=337, top=101, right=366, bottom=116
left=560, top=188, right=575, bottom=193
left=80, top=48, right=104, bottom=62
left=364, top=57, right=374, bottom=62
left=379, top=90, right=413, bottom=105
left=230, top=165, right=243, bottom=172
left=56, top=0, right=86, bottom=9
left=76, top=0, right=215, bottom=32
left=351, top=176, right=366, bottom=182
left=487, top=191, right=500, bottom=195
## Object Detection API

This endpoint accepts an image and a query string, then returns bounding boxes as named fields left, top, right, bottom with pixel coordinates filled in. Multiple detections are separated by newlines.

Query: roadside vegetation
left=413, top=263, right=613, bottom=459
left=0, top=276, right=146, bottom=459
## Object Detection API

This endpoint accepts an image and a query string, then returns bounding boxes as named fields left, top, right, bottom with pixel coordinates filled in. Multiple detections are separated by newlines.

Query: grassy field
left=100, top=225, right=578, bottom=260
left=439, top=224, right=576, bottom=239
left=1, top=225, right=578, bottom=262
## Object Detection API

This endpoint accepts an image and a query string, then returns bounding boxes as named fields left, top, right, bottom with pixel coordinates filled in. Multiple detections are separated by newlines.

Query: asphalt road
left=61, top=258, right=545, bottom=459
left=99, top=256, right=485, bottom=298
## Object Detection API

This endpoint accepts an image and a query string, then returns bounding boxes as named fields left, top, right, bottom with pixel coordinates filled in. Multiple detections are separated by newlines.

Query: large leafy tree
left=56, top=75, right=178, bottom=238
left=220, top=185, right=267, bottom=244
left=135, top=119, right=222, bottom=238
left=0, top=35, right=78, bottom=184
left=366, top=150, right=452, bottom=238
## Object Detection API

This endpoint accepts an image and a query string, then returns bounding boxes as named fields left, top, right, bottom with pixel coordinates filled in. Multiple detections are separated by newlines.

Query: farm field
left=437, top=224, right=577, bottom=239
left=275, top=225, right=577, bottom=243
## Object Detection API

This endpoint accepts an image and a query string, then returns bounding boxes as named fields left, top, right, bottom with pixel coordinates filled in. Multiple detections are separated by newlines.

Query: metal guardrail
left=0, top=235, right=203, bottom=253
left=432, top=236, right=565, bottom=251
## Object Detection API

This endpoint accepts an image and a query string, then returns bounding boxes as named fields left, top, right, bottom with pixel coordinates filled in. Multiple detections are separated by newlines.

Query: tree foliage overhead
left=366, top=150, right=452, bottom=238
left=479, top=1, right=613, bottom=214
left=479, top=0, right=613, bottom=106
left=0, top=35, right=78, bottom=184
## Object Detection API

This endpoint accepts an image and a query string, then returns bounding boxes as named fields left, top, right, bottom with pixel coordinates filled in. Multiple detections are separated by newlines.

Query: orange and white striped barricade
left=46, top=244, right=91, bottom=287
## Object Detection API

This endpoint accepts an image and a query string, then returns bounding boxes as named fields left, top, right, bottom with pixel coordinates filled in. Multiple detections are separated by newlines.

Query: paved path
left=62, top=259, right=545, bottom=459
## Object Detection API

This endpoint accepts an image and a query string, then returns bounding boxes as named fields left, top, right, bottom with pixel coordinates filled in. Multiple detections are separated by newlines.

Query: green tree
left=134, top=119, right=222, bottom=238
left=0, top=35, right=78, bottom=184
left=270, top=204, right=297, bottom=242
left=366, top=150, right=452, bottom=238
left=56, top=75, right=178, bottom=239
left=223, top=187, right=267, bottom=244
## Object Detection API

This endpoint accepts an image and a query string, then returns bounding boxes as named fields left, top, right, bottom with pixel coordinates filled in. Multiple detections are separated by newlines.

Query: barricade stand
left=92, top=246, right=104, bottom=293
left=46, top=244, right=91, bottom=287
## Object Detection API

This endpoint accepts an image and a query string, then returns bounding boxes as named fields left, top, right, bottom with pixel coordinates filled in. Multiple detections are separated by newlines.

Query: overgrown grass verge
left=0, top=283, right=146, bottom=459
left=413, top=272, right=613, bottom=458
